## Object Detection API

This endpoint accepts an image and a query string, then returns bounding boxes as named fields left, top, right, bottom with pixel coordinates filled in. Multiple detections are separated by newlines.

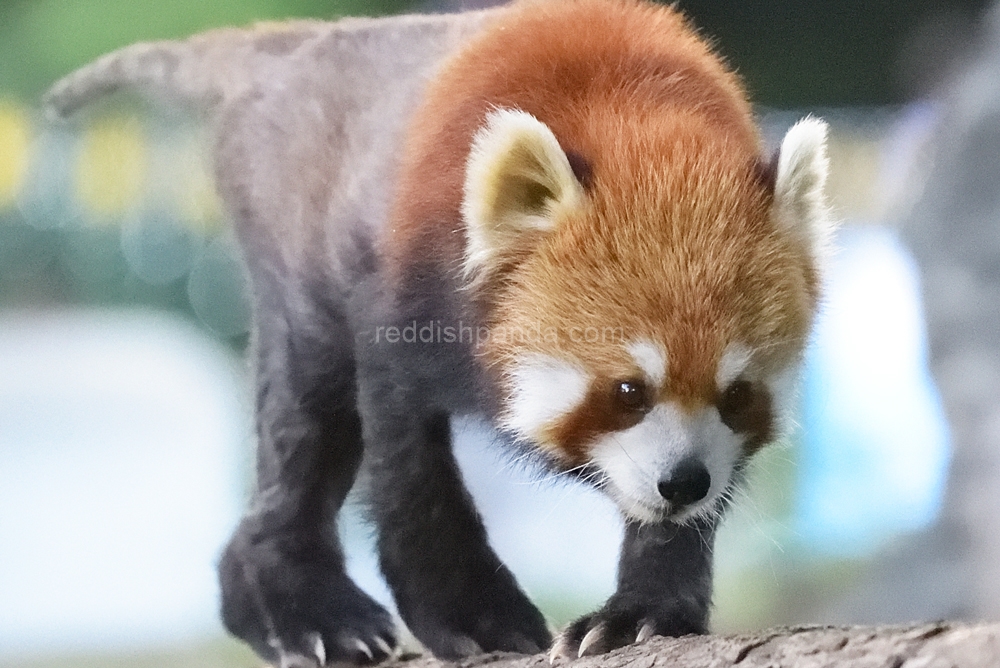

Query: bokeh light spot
left=74, top=114, right=147, bottom=220
left=0, top=101, right=31, bottom=209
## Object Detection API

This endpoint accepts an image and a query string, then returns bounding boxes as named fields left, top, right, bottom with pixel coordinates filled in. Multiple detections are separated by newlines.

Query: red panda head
left=462, top=108, right=831, bottom=523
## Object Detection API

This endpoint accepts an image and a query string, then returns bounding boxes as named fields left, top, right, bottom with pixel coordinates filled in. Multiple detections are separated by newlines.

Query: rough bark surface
left=375, top=623, right=1000, bottom=668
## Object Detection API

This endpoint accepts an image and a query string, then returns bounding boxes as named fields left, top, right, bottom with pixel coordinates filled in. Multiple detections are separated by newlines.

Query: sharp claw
left=373, top=636, right=394, bottom=658
left=636, top=622, right=655, bottom=644
left=309, top=632, right=326, bottom=665
left=352, top=638, right=374, bottom=662
left=549, top=634, right=572, bottom=663
left=578, top=623, right=606, bottom=658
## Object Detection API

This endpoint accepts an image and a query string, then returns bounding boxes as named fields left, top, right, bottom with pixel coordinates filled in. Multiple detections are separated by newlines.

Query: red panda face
left=463, top=109, right=831, bottom=523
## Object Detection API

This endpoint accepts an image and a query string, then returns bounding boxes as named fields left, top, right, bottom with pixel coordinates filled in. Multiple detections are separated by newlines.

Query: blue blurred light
left=796, top=225, right=951, bottom=556
left=0, top=312, right=248, bottom=659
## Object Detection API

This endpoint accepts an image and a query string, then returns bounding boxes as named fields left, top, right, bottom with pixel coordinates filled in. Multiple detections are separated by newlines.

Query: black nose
left=657, top=458, right=711, bottom=508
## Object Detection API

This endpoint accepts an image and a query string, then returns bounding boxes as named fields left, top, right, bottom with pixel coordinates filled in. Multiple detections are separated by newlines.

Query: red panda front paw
left=548, top=598, right=707, bottom=661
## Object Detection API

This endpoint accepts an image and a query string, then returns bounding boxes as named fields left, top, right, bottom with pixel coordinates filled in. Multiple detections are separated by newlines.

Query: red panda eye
left=613, top=379, right=648, bottom=412
left=718, top=380, right=755, bottom=430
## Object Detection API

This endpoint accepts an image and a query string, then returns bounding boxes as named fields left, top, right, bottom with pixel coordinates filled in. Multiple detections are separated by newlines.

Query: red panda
left=45, top=0, right=830, bottom=665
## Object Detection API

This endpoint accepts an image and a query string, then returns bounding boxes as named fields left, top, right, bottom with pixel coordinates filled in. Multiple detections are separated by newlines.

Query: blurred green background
left=0, top=0, right=991, bottom=104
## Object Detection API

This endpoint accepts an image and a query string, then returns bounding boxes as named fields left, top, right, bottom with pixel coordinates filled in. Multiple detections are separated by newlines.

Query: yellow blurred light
left=75, top=115, right=147, bottom=220
left=0, top=101, right=31, bottom=209
left=176, top=136, right=224, bottom=233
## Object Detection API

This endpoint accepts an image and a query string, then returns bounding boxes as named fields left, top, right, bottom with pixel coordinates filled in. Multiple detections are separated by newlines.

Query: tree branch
left=390, top=623, right=1000, bottom=668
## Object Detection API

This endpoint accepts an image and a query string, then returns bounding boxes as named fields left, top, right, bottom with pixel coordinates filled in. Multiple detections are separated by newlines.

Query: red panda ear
left=773, top=117, right=834, bottom=263
left=462, top=109, right=584, bottom=280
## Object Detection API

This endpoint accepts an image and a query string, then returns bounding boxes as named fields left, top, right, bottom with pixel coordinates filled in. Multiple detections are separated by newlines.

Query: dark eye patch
left=717, top=379, right=773, bottom=453
left=544, top=377, right=652, bottom=464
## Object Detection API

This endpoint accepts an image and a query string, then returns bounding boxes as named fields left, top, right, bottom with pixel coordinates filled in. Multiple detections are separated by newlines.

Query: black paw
left=549, top=597, right=706, bottom=660
left=219, top=533, right=397, bottom=666
left=398, top=572, right=552, bottom=659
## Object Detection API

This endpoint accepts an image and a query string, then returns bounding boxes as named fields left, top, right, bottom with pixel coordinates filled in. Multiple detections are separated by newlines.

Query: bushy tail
left=42, top=12, right=504, bottom=121
left=43, top=23, right=320, bottom=119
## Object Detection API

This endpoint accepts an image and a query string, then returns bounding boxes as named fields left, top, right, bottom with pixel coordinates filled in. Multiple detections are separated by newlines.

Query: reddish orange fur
left=384, top=0, right=817, bottom=462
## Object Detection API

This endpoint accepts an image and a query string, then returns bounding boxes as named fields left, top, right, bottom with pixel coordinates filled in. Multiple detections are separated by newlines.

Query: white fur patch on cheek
left=627, top=339, right=667, bottom=388
left=501, top=354, right=590, bottom=442
left=590, top=403, right=743, bottom=524
left=590, top=403, right=689, bottom=522
left=716, top=342, right=752, bottom=389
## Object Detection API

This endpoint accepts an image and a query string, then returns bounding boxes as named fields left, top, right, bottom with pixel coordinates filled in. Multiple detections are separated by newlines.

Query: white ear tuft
left=774, top=116, right=833, bottom=262
left=462, top=108, right=583, bottom=279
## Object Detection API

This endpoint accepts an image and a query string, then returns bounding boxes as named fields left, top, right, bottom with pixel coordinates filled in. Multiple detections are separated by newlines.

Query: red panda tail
left=41, top=20, right=349, bottom=120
